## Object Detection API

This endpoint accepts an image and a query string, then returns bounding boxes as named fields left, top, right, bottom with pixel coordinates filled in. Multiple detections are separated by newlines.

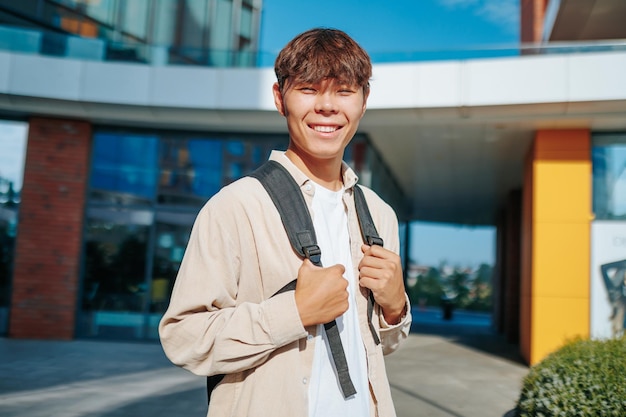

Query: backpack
left=207, top=160, right=383, bottom=403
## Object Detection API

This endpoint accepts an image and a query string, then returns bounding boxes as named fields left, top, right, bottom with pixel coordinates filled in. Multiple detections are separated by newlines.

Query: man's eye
left=299, top=87, right=316, bottom=93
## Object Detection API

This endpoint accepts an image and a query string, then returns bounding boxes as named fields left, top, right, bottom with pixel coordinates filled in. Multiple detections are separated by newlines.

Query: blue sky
left=409, top=222, right=495, bottom=267
left=260, top=0, right=512, bottom=266
left=259, top=0, right=520, bottom=66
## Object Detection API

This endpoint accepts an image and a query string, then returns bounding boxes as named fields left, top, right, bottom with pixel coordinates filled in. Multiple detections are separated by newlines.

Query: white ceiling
left=361, top=120, right=533, bottom=224
left=359, top=98, right=626, bottom=224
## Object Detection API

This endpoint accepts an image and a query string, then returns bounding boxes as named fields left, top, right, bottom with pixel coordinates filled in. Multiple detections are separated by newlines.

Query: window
left=152, top=0, right=178, bottom=46
left=593, top=134, right=626, bottom=220
left=210, top=0, right=233, bottom=66
left=80, top=208, right=152, bottom=338
left=120, top=0, right=150, bottom=41
left=90, top=133, right=159, bottom=205
left=0, top=120, right=28, bottom=335
left=158, top=138, right=223, bottom=206
left=237, top=3, right=253, bottom=66
left=80, top=129, right=288, bottom=340
left=151, top=212, right=198, bottom=314
left=180, top=0, right=210, bottom=61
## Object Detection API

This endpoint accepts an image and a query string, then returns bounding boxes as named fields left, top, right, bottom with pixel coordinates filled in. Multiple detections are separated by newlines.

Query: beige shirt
left=159, top=151, right=412, bottom=417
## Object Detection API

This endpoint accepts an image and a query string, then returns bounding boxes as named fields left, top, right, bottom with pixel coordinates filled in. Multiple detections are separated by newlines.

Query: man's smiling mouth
left=311, top=125, right=340, bottom=133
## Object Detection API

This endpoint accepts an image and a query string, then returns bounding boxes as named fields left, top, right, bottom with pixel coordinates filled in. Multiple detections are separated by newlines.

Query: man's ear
left=273, top=83, right=286, bottom=116
left=361, top=89, right=369, bottom=116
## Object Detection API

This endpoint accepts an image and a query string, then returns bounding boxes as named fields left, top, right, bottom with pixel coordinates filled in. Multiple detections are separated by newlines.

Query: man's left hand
left=358, top=244, right=407, bottom=325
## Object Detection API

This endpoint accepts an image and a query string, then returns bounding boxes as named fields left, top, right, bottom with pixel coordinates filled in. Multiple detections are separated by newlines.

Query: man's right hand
left=294, top=260, right=349, bottom=327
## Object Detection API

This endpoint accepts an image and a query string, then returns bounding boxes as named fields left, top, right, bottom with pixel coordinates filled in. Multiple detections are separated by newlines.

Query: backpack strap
left=353, top=185, right=383, bottom=345
left=249, top=160, right=357, bottom=399
left=249, top=161, right=321, bottom=265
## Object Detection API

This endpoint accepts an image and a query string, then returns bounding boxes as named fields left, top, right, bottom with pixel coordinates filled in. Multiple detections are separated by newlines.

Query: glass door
left=79, top=207, right=152, bottom=339
left=0, top=120, right=28, bottom=335
left=145, top=211, right=197, bottom=339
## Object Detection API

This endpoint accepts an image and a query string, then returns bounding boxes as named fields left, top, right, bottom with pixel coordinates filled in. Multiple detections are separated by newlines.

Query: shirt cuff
left=379, top=293, right=411, bottom=329
left=263, top=290, right=308, bottom=346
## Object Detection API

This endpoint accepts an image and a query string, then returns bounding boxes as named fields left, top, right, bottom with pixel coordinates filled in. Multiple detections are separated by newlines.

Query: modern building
left=0, top=0, right=262, bottom=66
left=0, top=0, right=625, bottom=366
left=0, top=0, right=405, bottom=343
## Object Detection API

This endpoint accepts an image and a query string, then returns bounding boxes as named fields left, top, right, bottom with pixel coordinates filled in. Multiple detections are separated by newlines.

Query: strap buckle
left=366, top=236, right=384, bottom=247
left=303, top=245, right=322, bottom=266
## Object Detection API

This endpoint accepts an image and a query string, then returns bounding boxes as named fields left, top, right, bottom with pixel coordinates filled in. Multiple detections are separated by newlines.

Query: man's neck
left=285, top=149, right=343, bottom=191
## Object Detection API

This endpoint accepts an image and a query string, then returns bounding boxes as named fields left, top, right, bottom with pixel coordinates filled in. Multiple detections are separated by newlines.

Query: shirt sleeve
left=158, top=188, right=308, bottom=377
left=379, top=293, right=412, bottom=355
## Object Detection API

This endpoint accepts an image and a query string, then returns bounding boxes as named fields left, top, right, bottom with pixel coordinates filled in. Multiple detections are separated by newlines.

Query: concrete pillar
left=521, top=0, right=548, bottom=43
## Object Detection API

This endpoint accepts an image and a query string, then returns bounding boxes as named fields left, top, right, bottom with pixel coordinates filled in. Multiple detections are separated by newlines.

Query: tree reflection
left=83, top=234, right=147, bottom=312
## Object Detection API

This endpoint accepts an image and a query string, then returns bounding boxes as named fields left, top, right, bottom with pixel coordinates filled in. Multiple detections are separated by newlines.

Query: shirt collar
left=268, top=150, right=359, bottom=190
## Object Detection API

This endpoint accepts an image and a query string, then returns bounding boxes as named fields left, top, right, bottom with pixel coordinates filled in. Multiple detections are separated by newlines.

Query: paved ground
left=392, top=310, right=528, bottom=417
left=0, top=308, right=528, bottom=417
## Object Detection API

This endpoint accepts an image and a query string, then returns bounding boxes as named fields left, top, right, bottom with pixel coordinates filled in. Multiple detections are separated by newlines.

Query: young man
left=159, top=28, right=411, bottom=417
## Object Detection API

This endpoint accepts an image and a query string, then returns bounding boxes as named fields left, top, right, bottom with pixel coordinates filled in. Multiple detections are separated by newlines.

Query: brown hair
left=274, top=28, right=372, bottom=94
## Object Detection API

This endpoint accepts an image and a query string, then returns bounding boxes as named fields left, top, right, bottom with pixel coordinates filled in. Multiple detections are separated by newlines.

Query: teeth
left=313, top=125, right=337, bottom=133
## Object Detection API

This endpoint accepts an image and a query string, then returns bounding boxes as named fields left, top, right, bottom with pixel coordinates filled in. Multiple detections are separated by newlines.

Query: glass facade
left=79, top=129, right=406, bottom=340
left=590, top=132, right=626, bottom=341
left=0, top=120, right=28, bottom=336
left=592, top=133, right=626, bottom=220
left=79, top=130, right=287, bottom=339
left=0, top=0, right=262, bottom=67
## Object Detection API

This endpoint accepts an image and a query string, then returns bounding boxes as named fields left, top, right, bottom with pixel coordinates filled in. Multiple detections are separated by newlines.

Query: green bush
left=516, top=336, right=626, bottom=416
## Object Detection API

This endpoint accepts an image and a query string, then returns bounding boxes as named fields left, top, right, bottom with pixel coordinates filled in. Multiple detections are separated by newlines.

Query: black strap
left=250, top=160, right=356, bottom=398
left=206, top=374, right=223, bottom=404
left=250, top=161, right=320, bottom=262
left=354, top=185, right=384, bottom=248
left=353, top=185, right=383, bottom=345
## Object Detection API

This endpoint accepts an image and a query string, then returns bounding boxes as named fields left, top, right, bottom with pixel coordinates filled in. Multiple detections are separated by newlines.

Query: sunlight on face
left=273, top=79, right=368, bottom=165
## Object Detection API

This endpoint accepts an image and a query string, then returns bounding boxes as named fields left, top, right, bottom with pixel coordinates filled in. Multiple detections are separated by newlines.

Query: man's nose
left=314, top=92, right=338, bottom=113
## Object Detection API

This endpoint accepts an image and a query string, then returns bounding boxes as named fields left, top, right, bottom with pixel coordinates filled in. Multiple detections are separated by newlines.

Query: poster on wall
left=591, top=221, right=626, bottom=339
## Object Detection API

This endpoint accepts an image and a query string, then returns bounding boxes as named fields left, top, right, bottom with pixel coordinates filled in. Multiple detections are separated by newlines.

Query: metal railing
left=1, top=24, right=626, bottom=68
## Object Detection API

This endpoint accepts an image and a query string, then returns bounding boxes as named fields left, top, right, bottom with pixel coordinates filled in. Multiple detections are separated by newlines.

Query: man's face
left=273, top=78, right=368, bottom=164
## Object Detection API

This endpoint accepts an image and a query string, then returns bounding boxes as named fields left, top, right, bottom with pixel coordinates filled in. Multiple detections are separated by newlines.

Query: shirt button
left=305, top=184, right=312, bottom=191
left=302, top=377, right=308, bottom=384
left=307, top=334, right=313, bottom=340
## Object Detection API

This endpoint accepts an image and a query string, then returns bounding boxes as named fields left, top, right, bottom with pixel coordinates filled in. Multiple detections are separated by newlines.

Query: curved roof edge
left=1, top=50, right=625, bottom=119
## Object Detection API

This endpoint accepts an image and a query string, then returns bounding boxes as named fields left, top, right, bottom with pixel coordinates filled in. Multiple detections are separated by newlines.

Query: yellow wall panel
left=534, top=161, right=592, bottom=222
left=531, top=296, right=590, bottom=364
left=521, top=128, right=592, bottom=366
left=532, top=222, right=590, bottom=298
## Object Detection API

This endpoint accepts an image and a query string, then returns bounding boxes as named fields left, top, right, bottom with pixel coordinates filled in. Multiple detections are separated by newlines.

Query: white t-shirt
left=307, top=182, right=370, bottom=417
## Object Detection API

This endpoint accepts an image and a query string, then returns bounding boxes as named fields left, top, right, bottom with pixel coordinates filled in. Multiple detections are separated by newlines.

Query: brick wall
left=9, top=117, right=91, bottom=339
left=521, top=0, right=547, bottom=44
